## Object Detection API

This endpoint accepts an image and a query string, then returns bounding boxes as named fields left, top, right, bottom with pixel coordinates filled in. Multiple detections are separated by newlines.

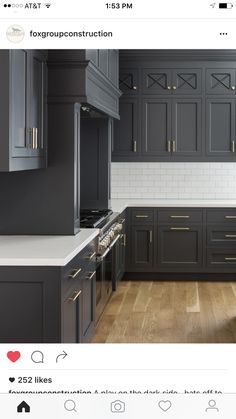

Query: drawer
left=207, top=209, right=236, bottom=224
left=131, top=209, right=154, bottom=224
left=207, top=225, right=236, bottom=245
left=158, top=209, right=202, bottom=224
left=62, top=240, right=96, bottom=294
left=207, top=247, right=236, bottom=267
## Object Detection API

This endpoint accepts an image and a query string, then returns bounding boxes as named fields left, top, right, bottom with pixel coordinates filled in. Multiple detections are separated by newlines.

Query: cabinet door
left=130, top=225, right=154, bottom=270
left=29, top=50, right=46, bottom=157
left=206, top=98, right=236, bottom=157
left=112, top=98, right=139, bottom=157
left=158, top=225, right=202, bottom=270
left=82, top=270, right=96, bottom=343
left=172, top=69, right=202, bottom=95
left=10, top=50, right=29, bottom=158
left=206, top=68, right=236, bottom=95
left=119, top=68, right=139, bottom=94
left=172, top=99, right=202, bottom=156
left=142, top=98, right=172, bottom=157
left=63, top=283, right=83, bottom=343
left=142, top=68, right=172, bottom=94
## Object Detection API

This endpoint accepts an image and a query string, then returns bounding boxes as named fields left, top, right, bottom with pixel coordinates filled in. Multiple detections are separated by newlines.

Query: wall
left=111, top=163, right=236, bottom=200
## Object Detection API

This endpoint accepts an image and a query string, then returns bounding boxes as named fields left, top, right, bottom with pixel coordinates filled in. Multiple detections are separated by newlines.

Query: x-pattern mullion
left=212, top=73, right=230, bottom=89
left=177, top=73, right=196, bottom=89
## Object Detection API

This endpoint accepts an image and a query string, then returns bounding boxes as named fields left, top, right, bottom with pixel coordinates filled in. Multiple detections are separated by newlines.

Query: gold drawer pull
left=86, top=252, right=96, bottom=260
left=135, top=215, right=149, bottom=218
left=225, top=257, right=236, bottom=261
left=149, top=230, right=153, bottom=243
left=170, top=227, right=190, bottom=231
left=225, top=234, right=236, bottom=238
left=68, top=290, right=82, bottom=302
left=133, top=140, right=137, bottom=152
left=86, top=271, right=96, bottom=281
left=68, top=268, right=82, bottom=279
left=170, top=215, right=190, bottom=219
left=225, top=215, right=236, bottom=219
left=167, top=140, right=171, bottom=153
left=122, top=233, right=127, bottom=246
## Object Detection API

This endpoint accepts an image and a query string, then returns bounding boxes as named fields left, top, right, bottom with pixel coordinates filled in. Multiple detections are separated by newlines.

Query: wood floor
left=92, top=281, right=236, bottom=343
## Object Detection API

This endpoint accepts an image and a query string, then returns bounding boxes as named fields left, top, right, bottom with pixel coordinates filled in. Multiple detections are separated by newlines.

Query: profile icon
left=205, top=400, right=219, bottom=412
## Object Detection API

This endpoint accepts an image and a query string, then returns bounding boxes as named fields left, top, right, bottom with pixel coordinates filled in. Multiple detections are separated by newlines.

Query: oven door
left=96, top=235, right=120, bottom=322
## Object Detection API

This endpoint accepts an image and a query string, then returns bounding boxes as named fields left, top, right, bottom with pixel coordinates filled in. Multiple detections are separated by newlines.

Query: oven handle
left=97, top=234, right=121, bottom=262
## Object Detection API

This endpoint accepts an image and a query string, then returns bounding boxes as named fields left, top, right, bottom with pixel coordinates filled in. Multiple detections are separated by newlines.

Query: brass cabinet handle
left=132, top=85, right=137, bottom=90
left=86, top=252, right=96, bottom=261
left=231, top=86, right=236, bottom=90
left=225, top=215, right=236, bottom=219
left=167, top=140, right=171, bottom=153
left=68, top=290, right=82, bottom=302
left=133, top=140, right=137, bottom=152
left=225, top=234, right=236, bottom=238
left=170, top=215, right=190, bottom=219
left=149, top=230, right=153, bottom=243
left=86, top=271, right=96, bottom=281
left=231, top=140, right=235, bottom=153
left=122, top=233, right=127, bottom=246
left=68, top=267, right=82, bottom=279
left=172, top=140, right=176, bottom=153
left=167, top=86, right=171, bottom=90
left=170, top=227, right=190, bottom=231
left=225, top=257, right=236, bottom=261
left=135, top=215, right=149, bottom=218
left=172, top=86, right=177, bottom=90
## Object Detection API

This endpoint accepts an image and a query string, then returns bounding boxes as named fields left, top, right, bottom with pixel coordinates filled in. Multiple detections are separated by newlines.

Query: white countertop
left=0, top=229, right=99, bottom=266
left=111, top=199, right=236, bottom=213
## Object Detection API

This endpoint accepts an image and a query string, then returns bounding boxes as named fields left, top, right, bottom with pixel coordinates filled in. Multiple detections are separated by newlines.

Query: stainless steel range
left=80, top=209, right=123, bottom=321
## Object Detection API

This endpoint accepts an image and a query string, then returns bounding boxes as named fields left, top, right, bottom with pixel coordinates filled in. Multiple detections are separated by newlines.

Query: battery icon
left=219, top=2, right=233, bottom=7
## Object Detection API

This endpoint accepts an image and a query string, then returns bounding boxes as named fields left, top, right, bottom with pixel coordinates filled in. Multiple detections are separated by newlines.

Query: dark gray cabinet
left=142, top=98, right=172, bottom=157
left=142, top=68, right=201, bottom=95
left=158, top=225, right=202, bottom=270
left=142, top=97, right=201, bottom=157
left=131, top=225, right=154, bottom=270
left=113, top=51, right=236, bottom=162
left=0, top=49, right=47, bottom=171
left=206, top=98, right=236, bottom=157
left=125, top=206, right=236, bottom=276
left=119, top=68, right=139, bottom=94
left=113, top=98, right=139, bottom=157
left=0, top=239, right=97, bottom=343
left=206, top=68, right=236, bottom=95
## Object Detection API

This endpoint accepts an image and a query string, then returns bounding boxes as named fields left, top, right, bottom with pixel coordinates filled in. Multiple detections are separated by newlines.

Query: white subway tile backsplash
left=111, top=163, right=236, bottom=200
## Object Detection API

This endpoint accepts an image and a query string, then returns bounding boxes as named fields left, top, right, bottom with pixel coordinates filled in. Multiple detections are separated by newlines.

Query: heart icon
left=9, top=377, right=15, bottom=383
left=7, top=351, right=21, bottom=363
left=158, top=400, right=172, bottom=412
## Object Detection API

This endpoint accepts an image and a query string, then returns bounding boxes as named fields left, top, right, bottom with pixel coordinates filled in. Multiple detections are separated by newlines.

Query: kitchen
left=0, top=49, right=236, bottom=343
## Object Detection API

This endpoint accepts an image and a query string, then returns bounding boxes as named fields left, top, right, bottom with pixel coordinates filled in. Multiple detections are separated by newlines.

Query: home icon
left=17, top=401, right=30, bottom=413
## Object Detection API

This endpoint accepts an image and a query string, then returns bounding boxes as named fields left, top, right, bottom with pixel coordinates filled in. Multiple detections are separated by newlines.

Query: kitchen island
left=0, top=229, right=99, bottom=343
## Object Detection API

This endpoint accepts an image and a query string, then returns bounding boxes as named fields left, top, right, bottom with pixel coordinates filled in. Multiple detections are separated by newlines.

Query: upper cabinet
left=206, top=68, right=236, bottom=95
left=112, top=51, right=236, bottom=162
left=0, top=50, right=47, bottom=172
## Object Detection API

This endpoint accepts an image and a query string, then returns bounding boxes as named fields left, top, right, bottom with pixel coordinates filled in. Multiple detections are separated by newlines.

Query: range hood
left=47, top=51, right=121, bottom=120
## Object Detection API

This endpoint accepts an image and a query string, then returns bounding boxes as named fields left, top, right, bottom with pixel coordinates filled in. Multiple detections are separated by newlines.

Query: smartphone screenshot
left=0, top=0, right=236, bottom=417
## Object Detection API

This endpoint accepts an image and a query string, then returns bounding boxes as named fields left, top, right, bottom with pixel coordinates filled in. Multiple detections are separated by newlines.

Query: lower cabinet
left=0, top=239, right=97, bottom=343
left=158, top=225, right=202, bottom=270
left=113, top=212, right=126, bottom=288
left=126, top=207, right=236, bottom=275
left=130, top=225, right=154, bottom=270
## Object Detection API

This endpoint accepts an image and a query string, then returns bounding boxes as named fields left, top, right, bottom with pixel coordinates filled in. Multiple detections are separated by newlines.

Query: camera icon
left=110, top=400, right=126, bottom=413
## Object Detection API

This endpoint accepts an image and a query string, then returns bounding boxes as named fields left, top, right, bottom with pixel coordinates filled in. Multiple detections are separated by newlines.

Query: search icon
left=64, top=400, right=77, bottom=412
left=31, top=351, right=44, bottom=364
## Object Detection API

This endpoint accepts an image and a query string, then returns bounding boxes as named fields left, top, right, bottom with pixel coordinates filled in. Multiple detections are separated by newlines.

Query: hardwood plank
left=93, top=280, right=236, bottom=343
